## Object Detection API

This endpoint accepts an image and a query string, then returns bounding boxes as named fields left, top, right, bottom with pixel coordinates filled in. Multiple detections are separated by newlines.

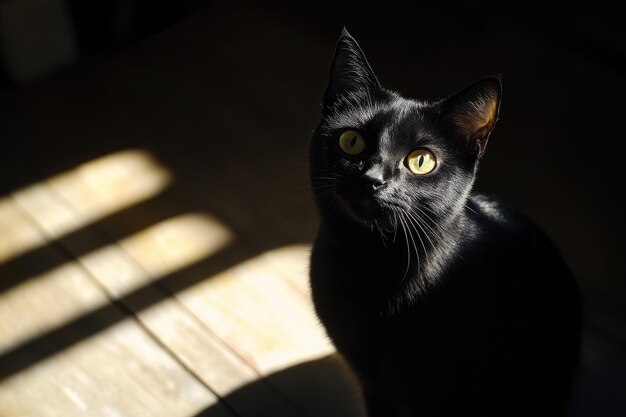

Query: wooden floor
left=0, top=150, right=364, bottom=417
left=0, top=2, right=625, bottom=416
left=0, top=4, right=366, bottom=416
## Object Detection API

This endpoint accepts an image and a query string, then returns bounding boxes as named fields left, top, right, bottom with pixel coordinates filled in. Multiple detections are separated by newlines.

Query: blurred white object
left=0, top=0, right=78, bottom=83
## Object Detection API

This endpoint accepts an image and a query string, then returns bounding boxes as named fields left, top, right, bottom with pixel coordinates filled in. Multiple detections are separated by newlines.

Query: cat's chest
left=310, top=235, right=497, bottom=354
left=311, top=238, right=462, bottom=346
left=310, top=239, right=400, bottom=314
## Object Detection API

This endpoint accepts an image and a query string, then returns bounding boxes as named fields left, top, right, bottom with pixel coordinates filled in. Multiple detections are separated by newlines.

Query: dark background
left=0, top=0, right=624, bottom=412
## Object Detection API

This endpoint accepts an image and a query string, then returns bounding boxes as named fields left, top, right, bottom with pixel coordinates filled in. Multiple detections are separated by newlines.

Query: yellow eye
left=339, top=130, right=366, bottom=155
left=407, top=149, right=436, bottom=175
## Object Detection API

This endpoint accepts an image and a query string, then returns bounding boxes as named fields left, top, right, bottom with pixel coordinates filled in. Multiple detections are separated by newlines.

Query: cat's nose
left=363, top=165, right=387, bottom=191
left=364, top=172, right=386, bottom=190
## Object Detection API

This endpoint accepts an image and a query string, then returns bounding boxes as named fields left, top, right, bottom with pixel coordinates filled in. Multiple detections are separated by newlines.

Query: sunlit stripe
left=137, top=243, right=332, bottom=398
left=0, top=318, right=219, bottom=417
left=81, top=213, right=233, bottom=297
left=0, top=262, right=107, bottom=354
left=0, top=214, right=232, bottom=355
left=176, top=244, right=334, bottom=377
left=0, top=198, right=48, bottom=263
left=138, top=298, right=260, bottom=396
left=45, top=150, right=171, bottom=227
left=0, top=150, right=171, bottom=264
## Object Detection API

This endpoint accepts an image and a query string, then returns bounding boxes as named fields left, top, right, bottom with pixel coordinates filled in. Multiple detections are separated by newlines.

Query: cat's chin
left=339, top=196, right=387, bottom=227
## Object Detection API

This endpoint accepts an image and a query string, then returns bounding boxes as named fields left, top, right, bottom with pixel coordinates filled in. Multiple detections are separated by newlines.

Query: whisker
left=404, top=211, right=420, bottom=277
left=392, top=210, right=398, bottom=243
left=311, top=176, right=339, bottom=181
left=406, top=209, right=440, bottom=247
left=412, top=206, right=448, bottom=239
left=374, top=219, right=388, bottom=248
left=397, top=209, right=418, bottom=285
left=311, top=184, right=337, bottom=190
left=402, top=212, right=425, bottom=280
left=416, top=214, right=438, bottom=253
left=404, top=210, right=429, bottom=256
left=465, top=203, right=479, bottom=215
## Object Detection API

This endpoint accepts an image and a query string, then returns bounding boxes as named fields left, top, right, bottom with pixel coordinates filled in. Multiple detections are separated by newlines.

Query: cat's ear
left=324, top=28, right=381, bottom=104
left=441, top=76, right=502, bottom=155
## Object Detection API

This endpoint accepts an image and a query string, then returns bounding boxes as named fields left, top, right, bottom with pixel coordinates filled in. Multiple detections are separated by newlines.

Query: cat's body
left=311, top=194, right=580, bottom=416
left=309, top=30, right=581, bottom=417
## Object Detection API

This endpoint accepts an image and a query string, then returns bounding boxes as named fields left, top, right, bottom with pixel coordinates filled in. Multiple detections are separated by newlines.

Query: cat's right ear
left=323, top=28, right=381, bottom=105
left=441, top=76, right=502, bottom=156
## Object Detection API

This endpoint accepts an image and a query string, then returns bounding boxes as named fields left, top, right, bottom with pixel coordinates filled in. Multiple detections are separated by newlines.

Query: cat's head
left=310, top=29, right=501, bottom=232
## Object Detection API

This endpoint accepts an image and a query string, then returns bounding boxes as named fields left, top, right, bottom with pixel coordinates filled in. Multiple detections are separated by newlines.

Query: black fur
left=309, top=30, right=581, bottom=417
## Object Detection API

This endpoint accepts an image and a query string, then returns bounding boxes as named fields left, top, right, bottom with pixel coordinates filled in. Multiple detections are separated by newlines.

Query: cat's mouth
left=334, top=181, right=391, bottom=226
left=338, top=194, right=387, bottom=226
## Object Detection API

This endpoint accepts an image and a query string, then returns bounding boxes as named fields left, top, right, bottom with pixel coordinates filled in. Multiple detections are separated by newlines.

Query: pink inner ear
left=472, top=98, right=498, bottom=138
left=451, top=89, right=499, bottom=150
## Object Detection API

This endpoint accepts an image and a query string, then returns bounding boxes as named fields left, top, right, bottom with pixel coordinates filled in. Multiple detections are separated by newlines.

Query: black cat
left=309, top=29, right=581, bottom=417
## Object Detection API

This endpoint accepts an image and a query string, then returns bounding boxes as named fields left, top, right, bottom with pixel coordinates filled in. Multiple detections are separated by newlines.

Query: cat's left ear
left=324, top=28, right=381, bottom=105
left=441, top=76, right=502, bottom=156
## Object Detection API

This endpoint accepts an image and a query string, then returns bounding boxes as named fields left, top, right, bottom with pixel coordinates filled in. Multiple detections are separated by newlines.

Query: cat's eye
left=406, top=149, right=436, bottom=175
left=339, top=130, right=365, bottom=155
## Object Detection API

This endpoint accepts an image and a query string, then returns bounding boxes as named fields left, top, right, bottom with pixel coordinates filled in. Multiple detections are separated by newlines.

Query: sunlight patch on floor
left=0, top=213, right=232, bottom=355
left=0, top=262, right=107, bottom=355
left=0, top=198, right=48, bottom=264
left=0, top=318, right=220, bottom=417
left=1, top=150, right=170, bottom=264
left=139, top=298, right=261, bottom=397
left=81, top=213, right=233, bottom=297
left=175, top=244, right=334, bottom=379
left=43, top=149, right=172, bottom=233
left=132, top=243, right=334, bottom=400
left=0, top=242, right=333, bottom=416
left=0, top=150, right=337, bottom=416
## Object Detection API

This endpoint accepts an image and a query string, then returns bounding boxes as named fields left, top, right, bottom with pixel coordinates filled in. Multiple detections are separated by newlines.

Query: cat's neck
left=320, top=205, right=471, bottom=312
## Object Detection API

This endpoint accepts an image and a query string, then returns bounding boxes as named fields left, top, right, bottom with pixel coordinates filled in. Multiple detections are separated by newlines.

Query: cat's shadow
left=193, top=326, right=626, bottom=417
left=193, top=354, right=366, bottom=417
